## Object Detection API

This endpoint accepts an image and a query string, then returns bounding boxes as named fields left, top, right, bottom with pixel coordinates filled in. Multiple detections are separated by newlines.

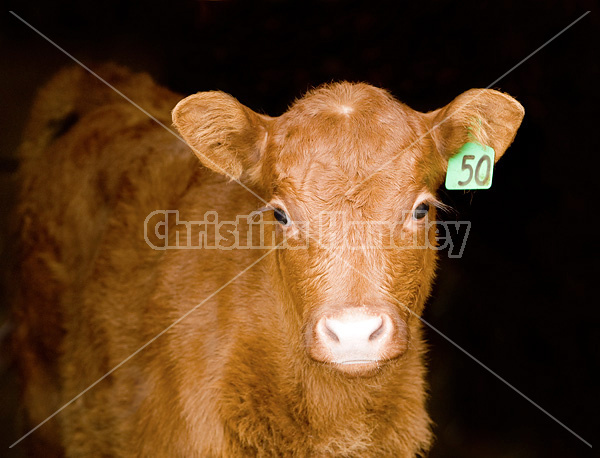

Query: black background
left=0, top=1, right=596, bottom=456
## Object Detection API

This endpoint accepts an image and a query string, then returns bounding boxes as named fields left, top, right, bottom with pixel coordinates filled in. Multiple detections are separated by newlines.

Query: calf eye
left=413, top=202, right=429, bottom=220
left=273, top=208, right=291, bottom=226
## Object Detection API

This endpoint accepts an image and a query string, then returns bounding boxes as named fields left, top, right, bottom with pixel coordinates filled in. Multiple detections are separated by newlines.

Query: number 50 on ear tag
left=445, top=142, right=495, bottom=190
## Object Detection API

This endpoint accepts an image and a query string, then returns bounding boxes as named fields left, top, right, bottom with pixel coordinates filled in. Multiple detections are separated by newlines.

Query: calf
left=13, top=64, right=523, bottom=456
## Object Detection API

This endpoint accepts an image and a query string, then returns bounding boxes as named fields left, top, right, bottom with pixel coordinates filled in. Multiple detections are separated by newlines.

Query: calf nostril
left=369, top=319, right=385, bottom=341
left=323, top=322, right=340, bottom=343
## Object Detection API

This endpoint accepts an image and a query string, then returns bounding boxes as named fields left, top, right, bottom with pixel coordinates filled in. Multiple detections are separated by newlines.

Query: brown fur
left=13, top=64, right=523, bottom=456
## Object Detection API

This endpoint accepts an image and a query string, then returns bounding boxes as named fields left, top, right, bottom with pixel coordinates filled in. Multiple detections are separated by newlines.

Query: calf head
left=173, top=83, right=523, bottom=376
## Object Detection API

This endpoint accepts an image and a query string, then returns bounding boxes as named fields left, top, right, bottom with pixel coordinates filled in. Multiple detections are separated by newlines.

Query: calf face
left=174, top=83, right=523, bottom=377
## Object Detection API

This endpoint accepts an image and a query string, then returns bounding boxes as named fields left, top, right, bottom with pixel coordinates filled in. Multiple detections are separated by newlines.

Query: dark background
left=0, top=1, right=596, bottom=456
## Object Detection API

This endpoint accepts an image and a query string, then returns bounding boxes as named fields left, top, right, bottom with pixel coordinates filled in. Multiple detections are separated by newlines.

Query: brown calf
left=13, top=64, right=523, bottom=456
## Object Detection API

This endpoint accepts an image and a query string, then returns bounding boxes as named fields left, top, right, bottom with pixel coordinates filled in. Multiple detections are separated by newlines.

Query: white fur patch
left=337, top=104, right=354, bottom=115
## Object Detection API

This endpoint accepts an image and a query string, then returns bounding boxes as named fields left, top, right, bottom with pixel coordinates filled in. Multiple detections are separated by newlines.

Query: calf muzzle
left=309, top=308, right=408, bottom=376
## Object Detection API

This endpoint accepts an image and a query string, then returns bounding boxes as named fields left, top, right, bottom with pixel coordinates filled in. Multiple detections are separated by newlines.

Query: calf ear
left=172, top=92, right=271, bottom=181
left=427, top=89, right=524, bottom=164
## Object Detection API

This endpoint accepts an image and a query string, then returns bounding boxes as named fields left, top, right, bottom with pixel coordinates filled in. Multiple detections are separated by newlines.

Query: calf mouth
left=327, top=359, right=388, bottom=377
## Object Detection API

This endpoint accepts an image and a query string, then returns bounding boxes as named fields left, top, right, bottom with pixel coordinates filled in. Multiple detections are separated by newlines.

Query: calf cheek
left=387, top=247, right=436, bottom=319
left=276, top=247, right=327, bottom=319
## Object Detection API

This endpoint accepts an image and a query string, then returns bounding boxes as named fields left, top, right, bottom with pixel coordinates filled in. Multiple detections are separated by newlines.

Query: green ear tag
left=445, top=142, right=495, bottom=190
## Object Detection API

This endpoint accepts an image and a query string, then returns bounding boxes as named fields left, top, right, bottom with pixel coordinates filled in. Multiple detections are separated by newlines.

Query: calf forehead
left=268, top=83, right=429, bottom=204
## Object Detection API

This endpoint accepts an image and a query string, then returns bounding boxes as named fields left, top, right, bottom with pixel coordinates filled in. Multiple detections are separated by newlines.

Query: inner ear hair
left=428, top=88, right=525, bottom=164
